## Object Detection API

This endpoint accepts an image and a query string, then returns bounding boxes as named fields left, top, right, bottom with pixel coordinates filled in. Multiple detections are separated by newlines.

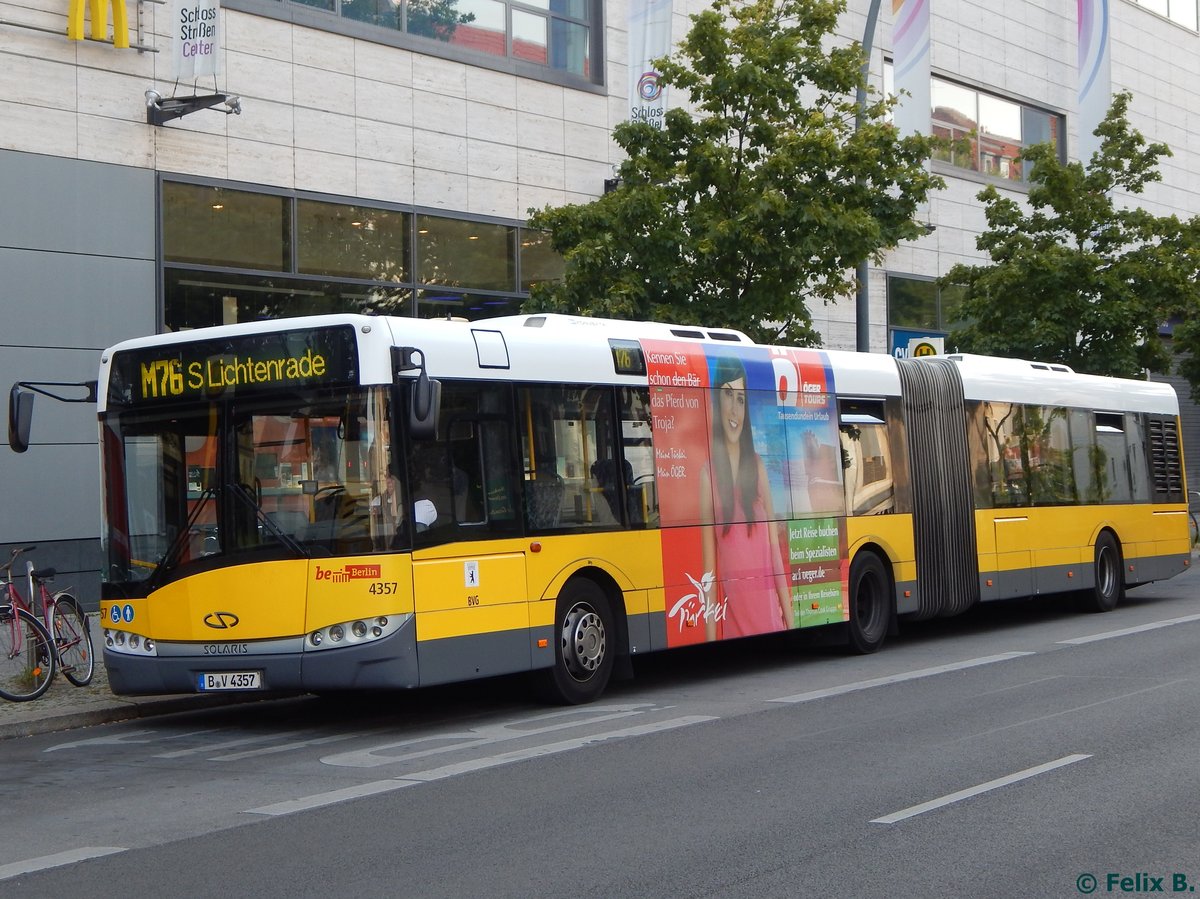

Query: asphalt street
left=2, top=563, right=1199, bottom=897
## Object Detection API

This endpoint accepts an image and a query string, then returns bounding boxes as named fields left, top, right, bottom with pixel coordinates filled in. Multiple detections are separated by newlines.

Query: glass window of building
left=243, top=0, right=596, bottom=80
left=1132, top=0, right=1198, bottom=30
left=931, top=77, right=1062, bottom=180
left=416, top=216, right=516, bottom=292
left=883, top=66, right=1064, bottom=183
left=297, top=200, right=410, bottom=283
left=887, top=275, right=964, bottom=332
left=519, top=231, right=566, bottom=292
left=161, top=180, right=557, bottom=332
left=163, top=184, right=289, bottom=271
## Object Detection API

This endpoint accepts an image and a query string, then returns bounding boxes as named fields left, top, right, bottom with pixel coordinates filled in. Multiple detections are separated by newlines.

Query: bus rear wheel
left=1084, top=532, right=1124, bottom=613
left=848, top=552, right=890, bottom=654
left=538, top=579, right=614, bottom=705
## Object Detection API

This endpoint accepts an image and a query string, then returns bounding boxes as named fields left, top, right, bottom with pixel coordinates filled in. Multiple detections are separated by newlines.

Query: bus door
left=408, top=384, right=527, bottom=684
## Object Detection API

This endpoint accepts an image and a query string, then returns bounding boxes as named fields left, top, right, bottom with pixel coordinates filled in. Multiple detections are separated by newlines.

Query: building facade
left=1, top=0, right=1198, bottom=603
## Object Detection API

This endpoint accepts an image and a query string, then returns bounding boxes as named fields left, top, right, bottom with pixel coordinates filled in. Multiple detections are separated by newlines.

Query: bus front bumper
left=103, top=615, right=420, bottom=696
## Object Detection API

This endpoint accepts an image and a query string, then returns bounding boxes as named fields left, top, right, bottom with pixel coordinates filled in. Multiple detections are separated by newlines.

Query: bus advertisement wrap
left=644, top=341, right=848, bottom=647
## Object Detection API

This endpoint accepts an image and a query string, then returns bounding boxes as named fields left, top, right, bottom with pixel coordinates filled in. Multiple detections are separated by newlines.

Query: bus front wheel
left=538, top=579, right=615, bottom=705
left=1085, top=532, right=1124, bottom=613
left=848, top=552, right=890, bottom=654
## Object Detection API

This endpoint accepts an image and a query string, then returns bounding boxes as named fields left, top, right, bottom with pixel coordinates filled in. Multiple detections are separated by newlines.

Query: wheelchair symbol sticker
left=110, top=606, right=121, bottom=623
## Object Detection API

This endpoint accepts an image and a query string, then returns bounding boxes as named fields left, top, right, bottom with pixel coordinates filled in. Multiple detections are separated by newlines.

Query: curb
left=0, top=692, right=289, bottom=742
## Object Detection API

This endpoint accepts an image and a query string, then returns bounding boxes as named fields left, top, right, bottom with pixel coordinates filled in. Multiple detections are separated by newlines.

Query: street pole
left=855, top=0, right=883, bottom=353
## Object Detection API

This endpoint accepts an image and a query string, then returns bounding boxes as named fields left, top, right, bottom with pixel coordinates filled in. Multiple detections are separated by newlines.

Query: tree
left=525, top=0, right=940, bottom=346
left=943, top=92, right=1200, bottom=380
left=1167, top=216, right=1200, bottom=400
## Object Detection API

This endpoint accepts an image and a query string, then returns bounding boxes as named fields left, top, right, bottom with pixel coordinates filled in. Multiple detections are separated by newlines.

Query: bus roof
left=944, top=353, right=1179, bottom=415
left=98, top=314, right=1179, bottom=416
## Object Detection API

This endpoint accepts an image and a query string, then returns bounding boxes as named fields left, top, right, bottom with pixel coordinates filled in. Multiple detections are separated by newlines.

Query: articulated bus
left=83, top=313, right=1189, bottom=703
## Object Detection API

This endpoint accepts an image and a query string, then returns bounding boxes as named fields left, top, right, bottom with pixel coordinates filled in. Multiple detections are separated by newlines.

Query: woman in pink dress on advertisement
left=701, top=356, right=794, bottom=641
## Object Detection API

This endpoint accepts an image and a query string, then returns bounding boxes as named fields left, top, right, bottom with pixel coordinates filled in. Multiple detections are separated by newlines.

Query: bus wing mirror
left=410, top=374, right=441, bottom=441
left=394, top=346, right=440, bottom=440
left=8, top=385, right=34, bottom=453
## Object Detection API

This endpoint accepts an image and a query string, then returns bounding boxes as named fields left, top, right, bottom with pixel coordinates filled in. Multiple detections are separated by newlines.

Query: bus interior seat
left=526, top=473, right=564, bottom=529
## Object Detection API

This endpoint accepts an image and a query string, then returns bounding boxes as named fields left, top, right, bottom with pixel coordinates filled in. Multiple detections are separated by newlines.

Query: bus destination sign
left=109, top=326, right=359, bottom=405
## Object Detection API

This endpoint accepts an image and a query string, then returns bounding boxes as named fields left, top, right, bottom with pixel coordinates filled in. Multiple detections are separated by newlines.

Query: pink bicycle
left=0, top=545, right=93, bottom=701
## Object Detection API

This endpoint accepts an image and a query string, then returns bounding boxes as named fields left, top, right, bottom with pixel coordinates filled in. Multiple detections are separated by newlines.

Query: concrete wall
left=0, top=150, right=156, bottom=606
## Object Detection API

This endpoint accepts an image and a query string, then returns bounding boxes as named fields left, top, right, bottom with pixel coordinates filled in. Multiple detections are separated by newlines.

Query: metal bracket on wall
left=145, top=90, right=242, bottom=126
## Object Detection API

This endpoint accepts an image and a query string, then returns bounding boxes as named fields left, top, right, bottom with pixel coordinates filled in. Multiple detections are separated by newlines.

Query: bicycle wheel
left=0, top=606, right=56, bottom=701
left=51, top=594, right=94, bottom=687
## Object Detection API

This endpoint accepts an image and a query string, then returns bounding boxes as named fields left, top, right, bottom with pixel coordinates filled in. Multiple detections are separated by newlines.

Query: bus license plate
left=198, top=671, right=262, bottom=691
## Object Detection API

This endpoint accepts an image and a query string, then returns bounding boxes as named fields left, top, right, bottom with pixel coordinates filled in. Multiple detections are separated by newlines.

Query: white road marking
left=1057, top=613, right=1200, bottom=645
left=768, top=652, right=1035, bottom=704
left=0, top=847, right=126, bottom=880
left=321, top=703, right=656, bottom=768
left=154, top=731, right=308, bottom=759
left=248, top=715, right=715, bottom=817
left=211, top=731, right=369, bottom=761
left=43, top=731, right=155, bottom=753
left=871, top=754, right=1091, bottom=824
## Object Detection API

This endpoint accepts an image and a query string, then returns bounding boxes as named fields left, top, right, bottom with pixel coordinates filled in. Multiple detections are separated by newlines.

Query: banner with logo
left=171, top=0, right=222, bottom=81
left=628, top=0, right=672, bottom=129
left=891, top=0, right=931, bottom=138
left=1077, top=0, right=1111, bottom=164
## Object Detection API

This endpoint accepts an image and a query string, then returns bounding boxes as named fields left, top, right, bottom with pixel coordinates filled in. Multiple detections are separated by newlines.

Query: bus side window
left=838, top=400, right=894, bottom=516
left=1127, top=413, right=1152, bottom=503
left=519, top=385, right=625, bottom=531
left=409, top=382, right=517, bottom=543
left=976, top=402, right=1027, bottom=507
left=619, top=387, right=658, bottom=527
left=967, top=401, right=993, bottom=509
left=1023, top=406, right=1076, bottom=505
left=1093, top=412, right=1131, bottom=504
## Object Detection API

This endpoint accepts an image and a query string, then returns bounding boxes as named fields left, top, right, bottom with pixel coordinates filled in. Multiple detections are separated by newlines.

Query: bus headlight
left=104, top=629, right=159, bottom=657
left=305, top=613, right=409, bottom=652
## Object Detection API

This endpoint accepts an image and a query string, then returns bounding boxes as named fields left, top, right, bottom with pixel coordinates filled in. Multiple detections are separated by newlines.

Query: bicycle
left=0, top=597, right=54, bottom=702
left=0, top=545, right=94, bottom=700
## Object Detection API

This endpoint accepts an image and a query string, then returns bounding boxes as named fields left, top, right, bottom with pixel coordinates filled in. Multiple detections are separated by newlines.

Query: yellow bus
left=75, top=313, right=1189, bottom=703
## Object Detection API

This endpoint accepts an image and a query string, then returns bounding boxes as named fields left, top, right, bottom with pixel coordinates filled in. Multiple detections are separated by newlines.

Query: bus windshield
left=100, top=386, right=405, bottom=594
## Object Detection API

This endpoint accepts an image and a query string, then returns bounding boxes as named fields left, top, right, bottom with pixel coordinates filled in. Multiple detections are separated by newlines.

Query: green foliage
left=1168, top=216, right=1200, bottom=400
left=525, top=0, right=940, bottom=346
left=943, top=92, right=1200, bottom=381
